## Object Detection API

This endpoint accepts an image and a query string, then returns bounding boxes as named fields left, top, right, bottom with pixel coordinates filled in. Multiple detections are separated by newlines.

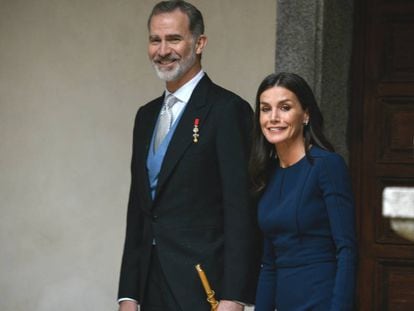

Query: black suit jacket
left=118, top=75, right=261, bottom=310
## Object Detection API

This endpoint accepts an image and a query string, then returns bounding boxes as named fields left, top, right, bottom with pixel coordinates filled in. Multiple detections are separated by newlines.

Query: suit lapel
left=156, top=75, right=213, bottom=197
left=140, top=99, right=162, bottom=155
left=136, top=96, right=163, bottom=209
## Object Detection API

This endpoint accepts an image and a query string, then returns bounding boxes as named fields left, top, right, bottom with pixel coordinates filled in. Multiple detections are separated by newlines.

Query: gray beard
left=152, top=50, right=197, bottom=82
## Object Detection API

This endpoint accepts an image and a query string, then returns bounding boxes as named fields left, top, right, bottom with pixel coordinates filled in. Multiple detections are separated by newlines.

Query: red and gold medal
left=193, top=118, right=200, bottom=143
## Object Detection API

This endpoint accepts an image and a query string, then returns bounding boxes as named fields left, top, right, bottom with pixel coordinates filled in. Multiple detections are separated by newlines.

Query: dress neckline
left=277, top=154, right=307, bottom=170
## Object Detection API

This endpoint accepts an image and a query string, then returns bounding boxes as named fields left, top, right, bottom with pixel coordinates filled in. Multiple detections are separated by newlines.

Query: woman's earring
left=303, top=120, right=309, bottom=126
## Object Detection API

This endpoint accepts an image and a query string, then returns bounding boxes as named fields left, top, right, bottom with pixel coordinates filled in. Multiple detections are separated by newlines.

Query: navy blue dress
left=255, top=147, right=357, bottom=311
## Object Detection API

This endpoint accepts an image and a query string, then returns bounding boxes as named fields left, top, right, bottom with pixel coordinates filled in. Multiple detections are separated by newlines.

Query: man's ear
left=195, top=35, right=207, bottom=55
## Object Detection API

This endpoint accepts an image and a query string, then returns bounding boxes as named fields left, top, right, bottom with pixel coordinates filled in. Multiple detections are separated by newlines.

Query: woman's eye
left=260, top=106, right=270, bottom=112
left=280, top=105, right=290, bottom=111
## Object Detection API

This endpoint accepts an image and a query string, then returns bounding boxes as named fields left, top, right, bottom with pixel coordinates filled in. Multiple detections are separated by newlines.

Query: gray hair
left=147, top=1, right=205, bottom=39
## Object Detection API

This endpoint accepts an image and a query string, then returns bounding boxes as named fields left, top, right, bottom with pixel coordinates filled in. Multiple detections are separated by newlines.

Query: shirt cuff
left=118, top=297, right=138, bottom=304
left=234, top=300, right=252, bottom=306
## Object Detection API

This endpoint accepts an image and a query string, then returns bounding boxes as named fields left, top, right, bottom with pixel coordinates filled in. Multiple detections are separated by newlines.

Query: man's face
left=148, top=10, right=202, bottom=86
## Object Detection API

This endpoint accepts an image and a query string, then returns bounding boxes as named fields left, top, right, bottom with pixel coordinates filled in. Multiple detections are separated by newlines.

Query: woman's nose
left=270, top=109, right=279, bottom=122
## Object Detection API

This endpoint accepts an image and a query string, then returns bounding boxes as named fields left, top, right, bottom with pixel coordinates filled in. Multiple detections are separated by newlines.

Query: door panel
left=375, top=260, right=414, bottom=311
left=351, top=0, right=414, bottom=310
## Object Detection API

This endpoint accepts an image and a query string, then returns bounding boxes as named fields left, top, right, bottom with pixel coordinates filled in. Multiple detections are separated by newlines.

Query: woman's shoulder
left=309, top=146, right=346, bottom=165
left=309, top=146, right=349, bottom=178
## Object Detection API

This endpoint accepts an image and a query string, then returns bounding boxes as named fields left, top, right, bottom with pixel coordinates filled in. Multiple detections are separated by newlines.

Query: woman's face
left=259, top=86, right=309, bottom=149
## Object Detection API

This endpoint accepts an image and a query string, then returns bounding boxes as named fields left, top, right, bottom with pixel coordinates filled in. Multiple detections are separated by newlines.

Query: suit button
left=152, top=215, right=158, bottom=221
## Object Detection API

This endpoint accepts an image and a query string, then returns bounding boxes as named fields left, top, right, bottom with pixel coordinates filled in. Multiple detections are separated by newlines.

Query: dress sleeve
left=255, top=237, right=277, bottom=311
left=319, top=153, right=357, bottom=311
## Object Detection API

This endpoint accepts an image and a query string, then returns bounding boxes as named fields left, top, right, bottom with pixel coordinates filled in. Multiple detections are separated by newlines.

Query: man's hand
left=118, top=300, right=139, bottom=311
left=217, top=300, right=244, bottom=311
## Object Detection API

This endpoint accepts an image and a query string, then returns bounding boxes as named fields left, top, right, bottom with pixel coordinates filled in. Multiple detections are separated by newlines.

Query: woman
left=250, top=72, right=357, bottom=311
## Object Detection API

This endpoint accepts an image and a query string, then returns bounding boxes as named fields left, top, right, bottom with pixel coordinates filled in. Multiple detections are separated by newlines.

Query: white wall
left=0, top=1, right=275, bottom=310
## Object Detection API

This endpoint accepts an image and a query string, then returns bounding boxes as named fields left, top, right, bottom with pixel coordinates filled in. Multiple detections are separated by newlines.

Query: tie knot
left=164, top=94, right=178, bottom=109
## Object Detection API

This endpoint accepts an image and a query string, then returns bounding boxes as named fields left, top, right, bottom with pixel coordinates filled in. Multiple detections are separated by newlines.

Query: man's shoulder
left=201, top=80, right=251, bottom=113
left=136, top=96, right=163, bottom=113
left=196, top=74, right=245, bottom=101
left=146, top=95, right=164, bottom=107
left=209, top=80, right=245, bottom=101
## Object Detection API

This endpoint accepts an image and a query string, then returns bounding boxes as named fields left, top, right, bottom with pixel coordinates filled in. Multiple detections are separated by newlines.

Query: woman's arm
left=255, top=237, right=277, bottom=311
left=320, top=153, right=358, bottom=310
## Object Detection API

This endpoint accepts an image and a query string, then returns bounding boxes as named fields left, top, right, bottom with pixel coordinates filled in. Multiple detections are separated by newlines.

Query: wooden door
left=351, top=0, right=414, bottom=310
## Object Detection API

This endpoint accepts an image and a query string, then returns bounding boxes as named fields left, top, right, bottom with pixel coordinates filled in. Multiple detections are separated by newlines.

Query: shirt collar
left=164, top=70, right=205, bottom=103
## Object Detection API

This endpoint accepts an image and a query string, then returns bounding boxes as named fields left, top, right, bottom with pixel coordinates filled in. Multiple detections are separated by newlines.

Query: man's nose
left=158, top=41, right=171, bottom=57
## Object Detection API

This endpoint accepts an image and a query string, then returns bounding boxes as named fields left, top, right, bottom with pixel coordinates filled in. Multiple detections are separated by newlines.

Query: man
left=118, top=1, right=260, bottom=310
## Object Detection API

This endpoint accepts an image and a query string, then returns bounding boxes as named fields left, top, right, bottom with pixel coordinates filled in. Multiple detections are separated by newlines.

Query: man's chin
left=154, top=68, right=180, bottom=82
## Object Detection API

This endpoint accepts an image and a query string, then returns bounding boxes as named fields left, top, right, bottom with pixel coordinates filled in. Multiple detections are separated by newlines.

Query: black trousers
left=141, top=247, right=182, bottom=311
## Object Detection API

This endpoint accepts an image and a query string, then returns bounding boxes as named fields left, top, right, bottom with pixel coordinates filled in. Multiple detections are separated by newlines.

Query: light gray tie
left=154, top=94, right=178, bottom=151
